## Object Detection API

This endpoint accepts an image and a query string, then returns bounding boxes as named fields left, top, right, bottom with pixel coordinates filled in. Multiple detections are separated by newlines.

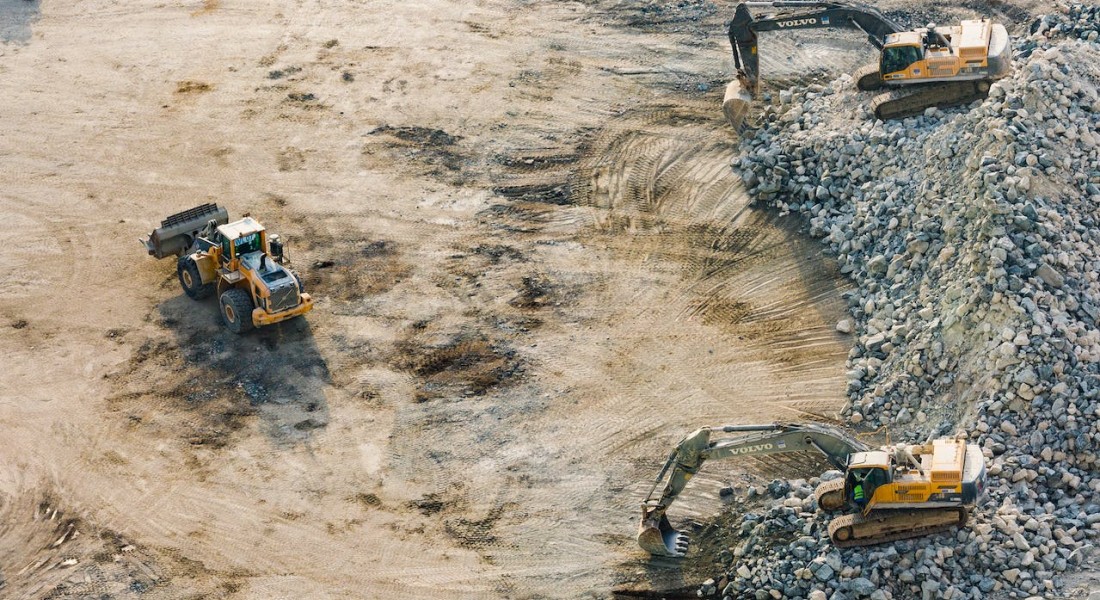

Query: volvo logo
left=730, top=443, right=774, bottom=454
left=776, top=18, right=818, bottom=27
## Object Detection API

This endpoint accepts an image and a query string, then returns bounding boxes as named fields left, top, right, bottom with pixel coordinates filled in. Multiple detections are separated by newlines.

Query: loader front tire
left=178, top=257, right=213, bottom=300
left=219, top=288, right=255, bottom=334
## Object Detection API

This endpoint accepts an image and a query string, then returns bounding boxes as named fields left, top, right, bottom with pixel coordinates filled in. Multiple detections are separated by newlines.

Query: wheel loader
left=722, top=1, right=1012, bottom=131
left=638, top=422, right=987, bottom=557
left=142, top=203, right=313, bottom=333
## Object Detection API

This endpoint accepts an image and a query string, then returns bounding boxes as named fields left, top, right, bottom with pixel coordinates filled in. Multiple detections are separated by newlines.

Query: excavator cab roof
left=847, top=450, right=890, bottom=469
left=884, top=31, right=922, bottom=47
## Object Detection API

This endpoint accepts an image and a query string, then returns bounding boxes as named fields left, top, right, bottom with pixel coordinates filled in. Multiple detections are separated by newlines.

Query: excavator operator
left=852, top=471, right=868, bottom=509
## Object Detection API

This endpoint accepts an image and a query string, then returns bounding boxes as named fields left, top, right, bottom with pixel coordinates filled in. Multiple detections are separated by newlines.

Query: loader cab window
left=220, top=236, right=232, bottom=262
left=233, top=232, right=263, bottom=257
left=881, top=45, right=922, bottom=75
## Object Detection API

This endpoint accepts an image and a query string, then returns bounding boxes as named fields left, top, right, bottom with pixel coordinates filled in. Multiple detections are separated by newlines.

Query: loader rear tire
left=178, top=257, right=213, bottom=300
left=220, top=288, right=255, bottom=334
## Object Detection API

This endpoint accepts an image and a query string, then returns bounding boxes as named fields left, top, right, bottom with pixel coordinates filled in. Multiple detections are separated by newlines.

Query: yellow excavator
left=142, top=203, right=313, bottom=333
left=722, top=1, right=1012, bottom=130
left=638, top=423, right=987, bottom=557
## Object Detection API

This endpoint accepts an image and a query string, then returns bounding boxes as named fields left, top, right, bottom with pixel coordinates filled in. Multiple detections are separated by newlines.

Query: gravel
left=702, top=6, right=1100, bottom=599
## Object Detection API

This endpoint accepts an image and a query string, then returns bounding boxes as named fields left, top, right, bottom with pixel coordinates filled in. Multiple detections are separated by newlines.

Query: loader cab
left=215, top=218, right=267, bottom=265
left=846, top=451, right=892, bottom=508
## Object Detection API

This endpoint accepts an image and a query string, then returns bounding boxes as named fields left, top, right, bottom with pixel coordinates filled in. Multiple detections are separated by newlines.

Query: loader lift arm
left=729, top=1, right=903, bottom=95
left=638, top=422, right=870, bottom=557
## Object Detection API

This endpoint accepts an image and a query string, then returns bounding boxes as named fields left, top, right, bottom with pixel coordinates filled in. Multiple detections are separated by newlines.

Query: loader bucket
left=142, top=203, right=229, bottom=259
left=638, top=509, right=690, bottom=558
left=722, top=78, right=754, bottom=135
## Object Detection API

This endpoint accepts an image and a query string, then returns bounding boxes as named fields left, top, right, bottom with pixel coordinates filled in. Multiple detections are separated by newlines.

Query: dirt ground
left=0, top=0, right=1047, bottom=598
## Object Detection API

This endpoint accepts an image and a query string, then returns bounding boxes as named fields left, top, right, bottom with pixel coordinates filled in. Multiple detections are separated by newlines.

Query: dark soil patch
left=471, top=244, right=527, bottom=264
left=370, top=125, right=460, bottom=147
left=392, top=331, right=522, bottom=401
left=409, top=493, right=449, bottom=516
left=365, top=125, right=468, bottom=176
left=509, top=273, right=559, bottom=309
left=175, top=80, right=212, bottom=94
left=443, top=503, right=513, bottom=548
left=267, top=66, right=302, bottom=80
left=492, top=181, right=571, bottom=205
left=306, top=238, right=410, bottom=301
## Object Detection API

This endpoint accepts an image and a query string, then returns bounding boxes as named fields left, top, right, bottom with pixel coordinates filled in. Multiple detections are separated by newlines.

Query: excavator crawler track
left=828, top=507, right=967, bottom=548
left=813, top=478, right=846, bottom=511
left=871, top=80, right=991, bottom=121
left=853, top=64, right=882, bottom=91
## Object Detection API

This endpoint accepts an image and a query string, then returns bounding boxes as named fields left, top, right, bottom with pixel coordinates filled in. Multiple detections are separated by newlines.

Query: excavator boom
left=724, top=2, right=902, bottom=132
left=729, top=2, right=901, bottom=95
left=638, top=423, right=868, bottom=557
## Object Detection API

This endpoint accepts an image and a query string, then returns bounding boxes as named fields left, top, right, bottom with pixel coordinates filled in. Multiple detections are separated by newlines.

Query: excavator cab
left=845, top=451, right=892, bottom=511
left=880, top=43, right=922, bottom=76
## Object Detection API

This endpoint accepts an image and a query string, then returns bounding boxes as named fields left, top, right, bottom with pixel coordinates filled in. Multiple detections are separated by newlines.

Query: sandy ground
left=0, top=0, right=1048, bottom=597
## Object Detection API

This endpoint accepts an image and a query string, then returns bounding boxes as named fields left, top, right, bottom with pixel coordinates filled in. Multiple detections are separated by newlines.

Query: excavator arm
left=723, top=2, right=902, bottom=131
left=638, top=423, right=870, bottom=557
left=729, top=2, right=902, bottom=94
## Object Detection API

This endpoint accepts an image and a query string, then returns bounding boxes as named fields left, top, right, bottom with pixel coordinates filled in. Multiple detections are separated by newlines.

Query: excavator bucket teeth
left=722, top=79, right=754, bottom=135
left=638, top=514, right=690, bottom=558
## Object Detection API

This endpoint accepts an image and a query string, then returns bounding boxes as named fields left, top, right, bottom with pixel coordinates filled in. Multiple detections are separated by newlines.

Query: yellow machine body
left=879, top=21, right=1006, bottom=84
left=184, top=217, right=313, bottom=328
left=846, top=438, right=982, bottom=515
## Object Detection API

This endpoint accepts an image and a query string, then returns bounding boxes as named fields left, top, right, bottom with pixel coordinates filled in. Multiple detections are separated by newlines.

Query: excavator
left=722, top=1, right=1012, bottom=130
left=638, top=423, right=987, bottom=557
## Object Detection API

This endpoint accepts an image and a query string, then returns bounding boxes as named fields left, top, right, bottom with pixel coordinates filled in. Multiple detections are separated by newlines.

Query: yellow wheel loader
left=638, top=423, right=987, bottom=557
left=722, top=2, right=1012, bottom=131
left=142, top=203, right=313, bottom=334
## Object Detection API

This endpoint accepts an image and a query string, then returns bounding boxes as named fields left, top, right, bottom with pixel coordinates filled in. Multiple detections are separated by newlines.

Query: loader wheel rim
left=182, top=270, right=193, bottom=288
left=224, top=304, right=236, bottom=323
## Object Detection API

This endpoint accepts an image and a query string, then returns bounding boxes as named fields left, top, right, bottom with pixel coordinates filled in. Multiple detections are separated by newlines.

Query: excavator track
left=813, top=478, right=846, bottom=511
left=871, top=80, right=991, bottom=121
left=853, top=64, right=882, bottom=92
left=828, top=507, right=968, bottom=548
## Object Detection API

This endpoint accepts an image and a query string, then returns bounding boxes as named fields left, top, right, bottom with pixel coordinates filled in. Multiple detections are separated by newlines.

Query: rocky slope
left=703, top=6, right=1100, bottom=599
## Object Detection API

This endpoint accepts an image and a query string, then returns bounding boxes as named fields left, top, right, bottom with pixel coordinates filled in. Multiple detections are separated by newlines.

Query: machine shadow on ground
left=106, top=291, right=332, bottom=451
left=0, top=0, right=39, bottom=43
left=158, top=293, right=331, bottom=444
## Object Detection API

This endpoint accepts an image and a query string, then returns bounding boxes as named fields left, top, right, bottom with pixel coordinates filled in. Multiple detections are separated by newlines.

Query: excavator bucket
left=638, top=509, right=690, bottom=558
left=142, top=203, right=228, bottom=259
left=722, top=78, right=755, bottom=134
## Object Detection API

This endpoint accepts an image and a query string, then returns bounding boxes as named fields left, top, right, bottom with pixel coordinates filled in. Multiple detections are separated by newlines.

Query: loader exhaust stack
left=142, top=202, right=228, bottom=259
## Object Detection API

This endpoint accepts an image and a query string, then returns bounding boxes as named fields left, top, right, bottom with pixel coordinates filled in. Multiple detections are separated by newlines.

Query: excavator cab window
left=851, top=467, right=891, bottom=504
left=881, top=45, right=922, bottom=75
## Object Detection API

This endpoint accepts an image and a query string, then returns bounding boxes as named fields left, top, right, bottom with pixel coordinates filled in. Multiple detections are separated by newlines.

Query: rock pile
left=705, top=7, right=1100, bottom=599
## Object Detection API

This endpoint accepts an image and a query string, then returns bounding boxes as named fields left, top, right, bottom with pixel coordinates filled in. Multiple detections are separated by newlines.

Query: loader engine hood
left=240, top=251, right=301, bottom=312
